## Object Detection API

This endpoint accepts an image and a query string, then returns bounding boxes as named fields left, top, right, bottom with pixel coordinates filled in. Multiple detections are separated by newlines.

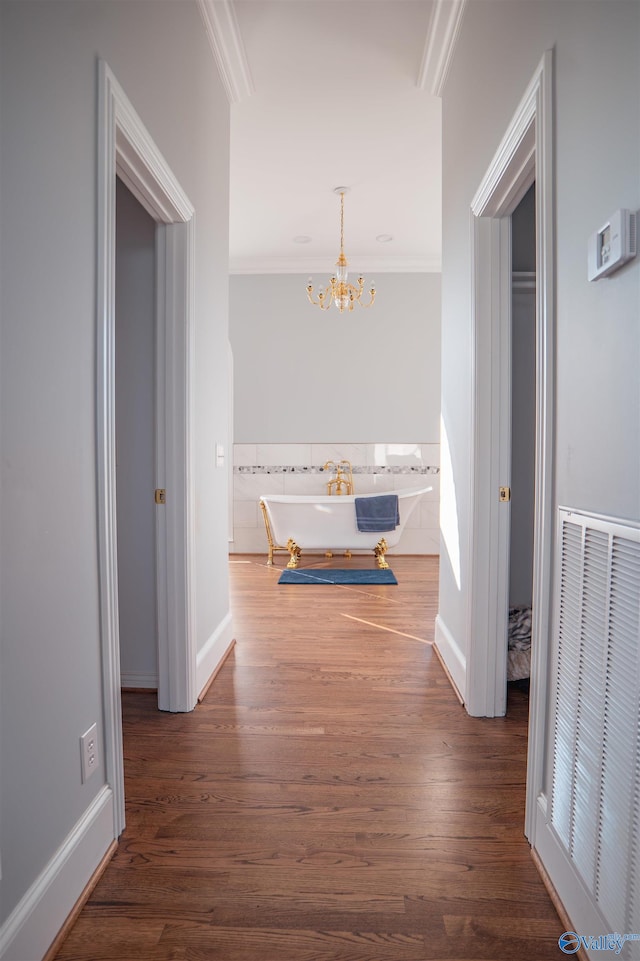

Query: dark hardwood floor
left=54, top=554, right=562, bottom=960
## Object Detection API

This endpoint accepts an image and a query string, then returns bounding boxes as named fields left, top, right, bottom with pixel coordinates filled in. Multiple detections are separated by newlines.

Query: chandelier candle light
left=306, top=187, right=376, bottom=313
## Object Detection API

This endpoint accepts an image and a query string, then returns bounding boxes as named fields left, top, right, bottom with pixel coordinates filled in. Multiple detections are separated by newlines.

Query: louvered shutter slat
left=550, top=512, right=640, bottom=936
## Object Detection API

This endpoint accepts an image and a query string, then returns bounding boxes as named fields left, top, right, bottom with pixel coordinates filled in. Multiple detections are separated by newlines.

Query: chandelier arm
left=360, top=289, right=376, bottom=308
left=306, top=285, right=332, bottom=309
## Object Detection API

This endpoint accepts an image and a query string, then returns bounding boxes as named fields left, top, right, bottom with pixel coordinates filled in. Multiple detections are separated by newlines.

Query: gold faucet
left=323, top=460, right=354, bottom=495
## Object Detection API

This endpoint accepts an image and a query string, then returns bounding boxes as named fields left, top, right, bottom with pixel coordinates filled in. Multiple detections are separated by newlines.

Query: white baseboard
left=196, top=611, right=234, bottom=696
left=434, top=613, right=466, bottom=701
left=0, top=786, right=114, bottom=961
left=120, top=671, right=158, bottom=689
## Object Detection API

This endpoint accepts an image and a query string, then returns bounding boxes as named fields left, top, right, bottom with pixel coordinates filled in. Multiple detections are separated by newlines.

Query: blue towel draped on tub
left=355, top=494, right=400, bottom=532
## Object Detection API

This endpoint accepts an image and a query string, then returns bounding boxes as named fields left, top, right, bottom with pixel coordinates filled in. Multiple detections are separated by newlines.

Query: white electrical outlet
left=80, top=723, right=99, bottom=783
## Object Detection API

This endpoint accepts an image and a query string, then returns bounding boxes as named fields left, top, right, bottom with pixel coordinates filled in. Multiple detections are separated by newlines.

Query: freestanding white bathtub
left=259, top=486, right=430, bottom=569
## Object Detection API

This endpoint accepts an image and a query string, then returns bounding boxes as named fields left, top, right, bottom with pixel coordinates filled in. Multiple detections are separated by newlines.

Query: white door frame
left=466, top=50, right=555, bottom=842
left=97, top=61, right=197, bottom=835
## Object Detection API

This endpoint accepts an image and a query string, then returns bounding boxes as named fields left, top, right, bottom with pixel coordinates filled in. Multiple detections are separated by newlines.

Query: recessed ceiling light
left=376, top=234, right=394, bottom=243
left=293, top=235, right=312, bottom=244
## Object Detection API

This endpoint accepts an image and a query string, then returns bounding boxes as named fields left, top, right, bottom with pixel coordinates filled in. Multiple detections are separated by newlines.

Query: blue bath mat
left=278, top=568, right=397, bottom=585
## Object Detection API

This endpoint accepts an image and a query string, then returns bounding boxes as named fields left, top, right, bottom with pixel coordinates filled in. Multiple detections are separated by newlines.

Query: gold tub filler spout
left=323, top=460, right=354, bottom=496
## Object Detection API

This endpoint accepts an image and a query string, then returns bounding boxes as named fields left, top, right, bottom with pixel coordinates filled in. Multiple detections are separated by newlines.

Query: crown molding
left=229, top=254, right=442, bottom=275
left=197, top=0, right=254, bottom=104
left=417, top=0, right=467, bottom=97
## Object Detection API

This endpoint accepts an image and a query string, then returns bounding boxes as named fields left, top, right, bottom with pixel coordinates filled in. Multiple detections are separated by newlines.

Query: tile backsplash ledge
left=235, top=464, right=440, bottom=475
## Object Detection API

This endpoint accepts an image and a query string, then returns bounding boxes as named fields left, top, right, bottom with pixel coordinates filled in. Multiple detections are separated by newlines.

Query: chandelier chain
left=340, top=191, right=345, bottom=255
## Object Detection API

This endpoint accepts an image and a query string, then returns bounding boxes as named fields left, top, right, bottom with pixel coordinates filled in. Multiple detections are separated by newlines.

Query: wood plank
left=53, top=555, right=563, bottom=961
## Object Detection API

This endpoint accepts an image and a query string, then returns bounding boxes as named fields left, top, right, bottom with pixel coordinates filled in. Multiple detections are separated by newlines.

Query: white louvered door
left=540, top=509, right=640, bottom=955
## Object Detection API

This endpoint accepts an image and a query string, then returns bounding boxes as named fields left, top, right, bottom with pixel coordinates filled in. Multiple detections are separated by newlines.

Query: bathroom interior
left=228, top=182, right=536, bottom=693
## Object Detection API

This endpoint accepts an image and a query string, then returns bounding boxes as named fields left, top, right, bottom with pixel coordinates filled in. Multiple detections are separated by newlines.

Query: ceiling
left=202, top=0, right=453, bottom=275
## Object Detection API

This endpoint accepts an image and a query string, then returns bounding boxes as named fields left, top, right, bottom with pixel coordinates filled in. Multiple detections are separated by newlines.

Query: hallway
left=54, top=555, right=562, bottom=960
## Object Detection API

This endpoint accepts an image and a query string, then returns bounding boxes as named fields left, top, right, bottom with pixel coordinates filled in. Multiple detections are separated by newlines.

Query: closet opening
left=507, top=182, right=536, bottom=711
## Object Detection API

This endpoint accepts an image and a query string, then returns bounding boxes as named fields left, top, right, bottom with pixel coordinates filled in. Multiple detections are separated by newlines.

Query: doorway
left=97, top=61, right=197, bottom=836
left=465, top=50, right=555, bottom=845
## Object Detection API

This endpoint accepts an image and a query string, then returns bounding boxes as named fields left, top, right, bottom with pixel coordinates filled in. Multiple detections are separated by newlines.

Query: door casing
left=97, top=61, right=197, bottom=836
left=466, top=50, right=555, bottom=843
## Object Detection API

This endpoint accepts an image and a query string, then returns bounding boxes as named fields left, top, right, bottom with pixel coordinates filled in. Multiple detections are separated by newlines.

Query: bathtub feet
left=286, top=538, right=302, bottom=569
left=374, top=538, right=390, bottom=569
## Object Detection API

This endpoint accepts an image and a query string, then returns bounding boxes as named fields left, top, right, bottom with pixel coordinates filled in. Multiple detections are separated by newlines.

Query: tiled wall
left=231, top=443, right=440, bottom=556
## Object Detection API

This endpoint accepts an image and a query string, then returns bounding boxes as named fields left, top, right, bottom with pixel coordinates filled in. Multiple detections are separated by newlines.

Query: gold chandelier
left=306, top=188, right=376, bottom=313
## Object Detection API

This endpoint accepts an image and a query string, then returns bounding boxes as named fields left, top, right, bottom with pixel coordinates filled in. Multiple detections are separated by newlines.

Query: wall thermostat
left=588, top=208, right=637, bottom=281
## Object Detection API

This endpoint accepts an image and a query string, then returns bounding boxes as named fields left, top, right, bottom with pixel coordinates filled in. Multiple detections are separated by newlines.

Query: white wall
left=115, top=178, right=158, bottom=687
left=0, top=2, right=230, bottom=955
left=230, top=273, right=441, bottom=442
left=438, top=0, right=640, bottom=671
left=229, top=272, right=441, bottom=555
